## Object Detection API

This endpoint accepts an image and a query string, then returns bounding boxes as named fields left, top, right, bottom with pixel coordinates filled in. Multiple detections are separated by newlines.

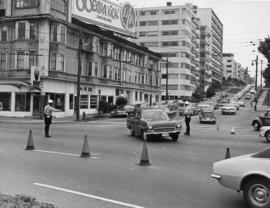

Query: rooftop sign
left=72, top=0, right=136, bottom=37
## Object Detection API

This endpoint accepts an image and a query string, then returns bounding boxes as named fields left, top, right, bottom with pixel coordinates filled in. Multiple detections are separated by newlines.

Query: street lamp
left=251, top=55, right=258, bottom=91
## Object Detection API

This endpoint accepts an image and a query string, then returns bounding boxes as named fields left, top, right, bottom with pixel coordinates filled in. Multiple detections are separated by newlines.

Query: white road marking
left=34, top=149, right=99, bottom=159
left=33, top=183, right=145, bottom=208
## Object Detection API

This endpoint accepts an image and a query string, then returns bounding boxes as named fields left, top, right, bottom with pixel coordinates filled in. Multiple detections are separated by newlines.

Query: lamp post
left=76, top=37, right=82, bottom=121
left=166, top=57, right=168, bottom=102
left=251, top=55, right=258, bottom=91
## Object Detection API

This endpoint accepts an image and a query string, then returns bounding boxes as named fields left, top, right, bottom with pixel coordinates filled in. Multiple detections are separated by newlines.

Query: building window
left=162, top=20, right=178, bottom=25
left=59, top=54, right=65, bottom=71
left=164, top=10, right=176, bottom=14
left=29, top=22, right=38, bottom=39
left=90, top=95, right=97, bottom=109
left=18, top=22, right=26, bottom=39
left=135, top=91, right=138, bottom=101
left=60, top=25, right=66, bottom=43
left=103, top=65, right=108, bottom=78
left=17, top=51, right=24, bottom=68
left=50, top=53, right=56, bottom=70
left=94, top=62, right=99, bottom=76
left=51, top=24, right=58, bottom=41
left=16, top=0, right=38, bottom=9
left=0, top=53, right=6, bottom=69
left=29, top=51, right=36, bottom=67
left=0, top=92, right=11, bottom=111
left=80, top=94, right=88, bottom=109
left=15, top=92, right=30, bottom=111
left=45, top=93, right=65, bottom=111
left=0, top=26, right=7, bottom=41
left=69, top=94, right=74, bottom=109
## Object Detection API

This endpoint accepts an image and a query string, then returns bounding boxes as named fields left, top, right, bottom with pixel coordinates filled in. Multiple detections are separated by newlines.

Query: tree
left=116, top=96, right=128, bottom=108
left=206, top=86, right=215, bottom=98
left=191, top=87, right=204, bottom=102
left=258, top=38, right=270, bottom=87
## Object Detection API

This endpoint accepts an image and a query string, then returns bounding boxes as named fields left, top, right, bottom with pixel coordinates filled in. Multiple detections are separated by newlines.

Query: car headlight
left=147, top=124, right=153, bottom=130
left=176, top=123, right=181, bottom=128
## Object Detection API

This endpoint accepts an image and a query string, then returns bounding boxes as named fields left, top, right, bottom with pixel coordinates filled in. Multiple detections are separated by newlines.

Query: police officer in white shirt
left=43, top=99, right=60, bottom=137
left=184, top=101, right=192, bottom=136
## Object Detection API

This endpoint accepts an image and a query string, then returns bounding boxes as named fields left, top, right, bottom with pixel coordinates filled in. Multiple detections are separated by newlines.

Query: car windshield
left=202, top=112, right=214, bottom=117
left=141, top=110, right=169, bottom=121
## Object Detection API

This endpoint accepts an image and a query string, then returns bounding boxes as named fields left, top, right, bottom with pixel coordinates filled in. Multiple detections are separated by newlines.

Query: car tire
left=129, top=128, right=135, bottom=136
left=243, top=178, right=270, bottom=208
left=252, top=122, right=260, bottom=131
left=171, top=133, right=179, bottom=142
left=265, top=131, right=270, bottom=142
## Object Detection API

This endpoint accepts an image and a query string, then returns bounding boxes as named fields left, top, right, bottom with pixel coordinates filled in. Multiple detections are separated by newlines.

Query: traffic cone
left=225, top=148, right=231, bottom=159
left=230, top=126, right=235, bottom=134
left=80, top=135, right=90, bottom=158
left=25, top=130, right=34, bottom=150
left=138, top=141, right=151, bottom=166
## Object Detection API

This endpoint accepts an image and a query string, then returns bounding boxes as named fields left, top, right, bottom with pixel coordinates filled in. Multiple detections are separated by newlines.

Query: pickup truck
left=126, top=108, right=182, bottom=141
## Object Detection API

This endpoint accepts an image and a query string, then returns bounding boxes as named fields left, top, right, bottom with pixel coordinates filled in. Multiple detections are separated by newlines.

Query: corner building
left=0, top=0, right=162, bottom=117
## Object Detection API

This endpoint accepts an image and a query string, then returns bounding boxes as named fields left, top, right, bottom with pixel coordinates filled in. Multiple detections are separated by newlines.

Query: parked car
left=0, top=102, right=3, bottom=111
left=221, top=104, right=237, bottom=115
left=211, top=147, right=270, bottom=208
left=260, top=126, right=270, bottom=142
left=237, top=101, right=245, bottom=107
left=230, top=102, right=240, bottom=110
left=110, top=107, right=128, bottom=118
left=123, top=104, right=135, bottom=117
left=126, top=108, right=182, bottom=141
left=251, top=109, right=270, bottom=131
left=199, top=108, right=216, bottom=124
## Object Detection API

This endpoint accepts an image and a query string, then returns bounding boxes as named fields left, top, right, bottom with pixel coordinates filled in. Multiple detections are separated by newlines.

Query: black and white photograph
left=1, top=0, right=270, bottom=207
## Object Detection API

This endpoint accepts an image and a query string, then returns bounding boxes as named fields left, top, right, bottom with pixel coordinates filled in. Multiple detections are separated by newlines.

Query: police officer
left=184, top=101, right=192, bottom=136
left=43, top=99, right=60, bottom=137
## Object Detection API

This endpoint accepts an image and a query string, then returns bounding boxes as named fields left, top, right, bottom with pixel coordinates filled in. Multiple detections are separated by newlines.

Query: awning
left=0, top=80, right=41, bottom=91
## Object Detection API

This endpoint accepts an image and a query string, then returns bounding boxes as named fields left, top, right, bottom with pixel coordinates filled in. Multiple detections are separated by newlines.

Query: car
left=211, top=147, right=270, bottom=208
left=251, top=109, right=270, bottom=131
left=126, top=108, right=182, bottom=141
left=260, top=126, right=270, bottom=142
left=237, top=101, right=245, bottom=107
left=110, top=108, right=128, bottom=118
left=221, top=104, right=237, bottom=115
left=199, top=108, right=216, bottom=124
left=123, top=104, right=135, bottom=117
left=230, top=102, right=240, bottom=110
left=0, top=102, right=3, bottom=111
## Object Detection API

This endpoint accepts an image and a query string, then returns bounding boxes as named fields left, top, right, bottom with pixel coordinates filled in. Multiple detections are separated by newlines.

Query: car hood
left=144, top=119, right=177, bottom=127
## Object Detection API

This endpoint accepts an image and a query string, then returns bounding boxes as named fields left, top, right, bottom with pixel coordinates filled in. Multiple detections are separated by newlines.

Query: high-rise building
left=222, top=53, right=237, bottom=79
left=195, top=7, right=223, bottom=85
left=135, top=2, right=201, bottom=101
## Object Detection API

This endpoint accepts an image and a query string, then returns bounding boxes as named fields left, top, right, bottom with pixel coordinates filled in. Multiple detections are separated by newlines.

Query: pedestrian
left=184, top=101, right=192, bottom=136
left=43, top=99, right=60, bottom=137
left=254, top=97, right=257, bottom=111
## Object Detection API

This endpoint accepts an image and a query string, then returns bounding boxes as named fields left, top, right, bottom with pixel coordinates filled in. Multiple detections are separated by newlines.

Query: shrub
left=116, top=96, right=127, bottom=108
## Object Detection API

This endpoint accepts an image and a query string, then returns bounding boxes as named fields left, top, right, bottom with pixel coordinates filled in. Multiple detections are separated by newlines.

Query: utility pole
left=166, top=57, right=169, bottom=102
left=253, top=55, right=258, bottom=91
left=76, top=36, right=82, bottom=121
left=261, top=59, right=263, bottom=88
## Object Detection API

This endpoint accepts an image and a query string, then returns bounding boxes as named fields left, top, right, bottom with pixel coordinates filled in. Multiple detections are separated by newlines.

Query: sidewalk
left=0, top=113, right=111, bottom=124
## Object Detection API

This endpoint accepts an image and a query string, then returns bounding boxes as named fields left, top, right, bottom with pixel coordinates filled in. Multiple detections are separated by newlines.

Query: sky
left=126, top=0, right=270, bottom=79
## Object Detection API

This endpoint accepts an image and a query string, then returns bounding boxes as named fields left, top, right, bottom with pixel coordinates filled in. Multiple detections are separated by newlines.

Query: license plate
left=206, top=118, right=210, bottom=121
left=162, top=133, right=169, bottom=137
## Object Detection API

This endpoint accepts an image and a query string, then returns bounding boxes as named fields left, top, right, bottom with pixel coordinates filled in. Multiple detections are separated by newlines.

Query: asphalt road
left=0, top=106, right=268, bottom=208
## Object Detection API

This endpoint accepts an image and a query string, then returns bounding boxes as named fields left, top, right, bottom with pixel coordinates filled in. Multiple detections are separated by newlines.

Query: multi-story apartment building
left=0, top=0, right=162, bottom=118
left=222, top=53, right=236, bottom=79
left=195, top=7, right=223, bottom=85
left=134, top=2, right=201, bottom=101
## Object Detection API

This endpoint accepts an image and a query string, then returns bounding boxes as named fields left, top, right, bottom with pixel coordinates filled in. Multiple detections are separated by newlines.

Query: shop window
left=108, top=96, right=113, bottom=104
left=69, top=94, right=73, bottom=109
left=15, top=92, right=30, bottom=111
left=80, top=94, right=88, bottom=109
left=46, top=93, right=65, bottom=111
left=90, top=95, right=97, bottom=109
left=0, top=92, right=11, bottom=111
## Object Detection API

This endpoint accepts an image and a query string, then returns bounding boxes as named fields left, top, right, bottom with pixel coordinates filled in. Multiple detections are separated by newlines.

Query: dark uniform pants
left=44, top=115, right=52, bottom=136
left=185, top=115, right=191, bottom=135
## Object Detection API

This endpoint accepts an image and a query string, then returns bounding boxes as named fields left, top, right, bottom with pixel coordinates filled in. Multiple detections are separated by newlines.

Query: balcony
left=0, top=69, right=30, bottom=78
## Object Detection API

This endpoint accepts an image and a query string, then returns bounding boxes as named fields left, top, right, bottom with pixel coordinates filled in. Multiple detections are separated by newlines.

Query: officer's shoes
left=184, top=133, right=190, bottom=136
left=45, top=135, right=51, bottom=138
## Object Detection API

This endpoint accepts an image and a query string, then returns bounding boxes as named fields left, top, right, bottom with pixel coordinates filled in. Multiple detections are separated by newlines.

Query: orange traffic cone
left=25, top=130, right=34, bottom=150
left=230, top=126, right=235, bottom=134
left=225, top=148, right=231, bottom=159
left=80, top=135, right=90, bottom=158
left=138, top=141, right=151, bottom=166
